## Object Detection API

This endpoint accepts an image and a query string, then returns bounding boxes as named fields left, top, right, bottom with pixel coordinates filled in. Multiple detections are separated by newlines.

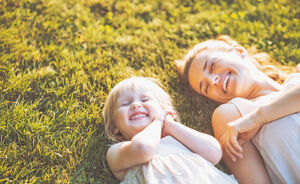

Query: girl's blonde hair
left=175, top=35, right=295, bottom=86
left=103, top=77, right=177, bottom=142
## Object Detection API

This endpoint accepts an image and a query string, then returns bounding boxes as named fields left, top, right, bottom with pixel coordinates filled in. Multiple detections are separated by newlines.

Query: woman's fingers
left=229, top=127, right=243, bottom=153
left=224, top=145, right=237, bottom=162
left=225, top=134, right=243, bottom=160
left=221, top=136, right=237, bottom=162
left=221, top=126, right=244, bottom=162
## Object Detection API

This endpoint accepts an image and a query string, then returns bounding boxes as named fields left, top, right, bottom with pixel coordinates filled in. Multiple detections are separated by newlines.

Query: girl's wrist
left=155, top=112, right=167, bottom=126
left=162, top=115, right=177, bottom=135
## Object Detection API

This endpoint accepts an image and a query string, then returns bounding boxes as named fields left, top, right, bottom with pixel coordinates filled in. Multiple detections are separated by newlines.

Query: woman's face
left=188, top=50, right=255, bottom=103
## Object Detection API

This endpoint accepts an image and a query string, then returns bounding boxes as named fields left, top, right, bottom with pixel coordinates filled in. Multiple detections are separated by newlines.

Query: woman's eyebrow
left=203, top=59, right=208, bottom=71
left=199, top=81, right=203, bottom=93
left=199, top=58, right=208, bottom=93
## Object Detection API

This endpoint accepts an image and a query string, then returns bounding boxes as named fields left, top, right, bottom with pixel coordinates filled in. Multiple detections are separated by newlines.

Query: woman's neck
left=247, top=72, right=283, bottom=99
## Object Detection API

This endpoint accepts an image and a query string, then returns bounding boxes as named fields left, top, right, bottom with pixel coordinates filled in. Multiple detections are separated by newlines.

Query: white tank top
left=229, top=73, right=300, bottom=184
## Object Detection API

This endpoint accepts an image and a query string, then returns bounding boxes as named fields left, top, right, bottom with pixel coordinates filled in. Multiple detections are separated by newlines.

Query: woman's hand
left=221, top=109, right=263, bottom=162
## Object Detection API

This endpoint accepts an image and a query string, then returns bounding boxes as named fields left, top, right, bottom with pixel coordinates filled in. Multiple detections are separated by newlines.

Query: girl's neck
left=247, top=72, right=283, bottom=99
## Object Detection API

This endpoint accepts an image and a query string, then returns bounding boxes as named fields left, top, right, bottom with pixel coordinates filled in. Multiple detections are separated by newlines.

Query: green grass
left=0, top=0, right=299, bottom=183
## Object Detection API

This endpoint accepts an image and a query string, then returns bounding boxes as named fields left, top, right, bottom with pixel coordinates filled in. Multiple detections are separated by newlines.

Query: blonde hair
left=175, top=35, right=294, bottom=85
left=103, top=77, right=177, bottom=142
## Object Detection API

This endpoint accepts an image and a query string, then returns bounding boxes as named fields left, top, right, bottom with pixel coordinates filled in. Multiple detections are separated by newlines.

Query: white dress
left=121, top=136, right=237, bottom=184
left=229, top=73, right=300, bottom=184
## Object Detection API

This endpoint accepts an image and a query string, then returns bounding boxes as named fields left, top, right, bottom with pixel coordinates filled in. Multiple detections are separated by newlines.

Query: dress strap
left=228, top=98, right=244, bottom=116
left=228, top=97, right=259, bottom=116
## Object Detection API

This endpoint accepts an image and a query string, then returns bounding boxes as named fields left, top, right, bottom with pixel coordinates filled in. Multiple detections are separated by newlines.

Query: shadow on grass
left=70, top=124, right=118, bottom=184
left=168, top=75, right=230, bottom=173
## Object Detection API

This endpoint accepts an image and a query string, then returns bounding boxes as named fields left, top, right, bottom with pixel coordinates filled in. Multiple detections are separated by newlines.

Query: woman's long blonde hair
left=175, top=35, right=296, bottom=85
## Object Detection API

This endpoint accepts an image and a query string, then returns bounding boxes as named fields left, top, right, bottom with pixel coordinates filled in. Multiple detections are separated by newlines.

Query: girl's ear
left=233, top=45, right=248, bottom=58
left=175, top=60, right=185, bottom=77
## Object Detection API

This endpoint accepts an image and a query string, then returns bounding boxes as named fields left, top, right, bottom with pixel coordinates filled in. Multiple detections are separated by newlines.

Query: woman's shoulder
left=283, top=73, right=300, bottom=90
left=212, top=97, right=259, bottom=122
left=212, top=103, right=240, bottom=125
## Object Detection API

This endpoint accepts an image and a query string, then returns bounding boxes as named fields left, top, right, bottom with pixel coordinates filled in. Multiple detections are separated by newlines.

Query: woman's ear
left=175, top=60, right=185, bottom=77
left=296, top=63, right=300, bottom=73
left=113, top=128, right=120, bottom=135
left=233, top=45, right=248, bottom=58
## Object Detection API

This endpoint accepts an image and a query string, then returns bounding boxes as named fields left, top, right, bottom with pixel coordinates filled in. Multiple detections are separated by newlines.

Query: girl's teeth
left=223, top=74, right=230, bottom=92
left=131, top=114, right=146, bottom=120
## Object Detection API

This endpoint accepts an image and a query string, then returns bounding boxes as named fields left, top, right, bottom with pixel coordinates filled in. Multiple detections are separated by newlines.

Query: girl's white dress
left=229, top=74, right=300, bottom=184
left=121, top=136, right=237, bottom=184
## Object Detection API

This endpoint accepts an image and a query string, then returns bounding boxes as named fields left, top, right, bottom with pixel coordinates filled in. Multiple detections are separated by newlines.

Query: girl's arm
left=163, top=115, right=222, bottom=165
left=106, top=116, right=164, bottom=181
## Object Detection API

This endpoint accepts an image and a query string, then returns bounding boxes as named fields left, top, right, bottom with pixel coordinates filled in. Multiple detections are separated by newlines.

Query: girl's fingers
left=164, top=109, right=177, bottom=120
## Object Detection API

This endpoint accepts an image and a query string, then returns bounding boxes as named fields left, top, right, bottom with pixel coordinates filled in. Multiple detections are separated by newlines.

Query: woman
left=175, top=35, right=300, bottom=184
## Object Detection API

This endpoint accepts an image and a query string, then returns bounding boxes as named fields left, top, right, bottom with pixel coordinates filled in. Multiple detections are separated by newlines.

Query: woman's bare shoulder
left=211, top=100, right=260, bottom=139
left=212, top=103, right=242, bottom=124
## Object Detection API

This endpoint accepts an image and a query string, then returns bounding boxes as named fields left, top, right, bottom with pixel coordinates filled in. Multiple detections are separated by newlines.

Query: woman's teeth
left=223, top=74, right=230, bottom=92
left=130, top=114, right=146, bottom=120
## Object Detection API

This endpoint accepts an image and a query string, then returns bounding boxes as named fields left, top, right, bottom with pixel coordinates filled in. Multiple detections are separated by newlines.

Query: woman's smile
left=221, top=72, right=231, bottom=93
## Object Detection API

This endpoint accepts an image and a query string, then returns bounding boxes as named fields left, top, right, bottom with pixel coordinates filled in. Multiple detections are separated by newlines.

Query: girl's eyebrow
left=117, top=95, right=131, bottom=102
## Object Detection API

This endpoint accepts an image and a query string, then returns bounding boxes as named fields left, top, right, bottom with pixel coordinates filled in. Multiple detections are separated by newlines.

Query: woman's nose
left=209, top=74, right=219, bottom=86
left=130, top=102, right=142, bottom=109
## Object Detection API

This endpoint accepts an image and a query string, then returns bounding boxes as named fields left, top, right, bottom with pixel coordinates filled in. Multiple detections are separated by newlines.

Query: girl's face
left=113, top=87, right=162, bottom=140
left=188, top=50, right=256, bottom=103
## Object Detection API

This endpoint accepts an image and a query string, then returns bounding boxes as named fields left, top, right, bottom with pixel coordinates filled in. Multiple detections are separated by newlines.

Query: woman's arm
left=223, top=84, right=300, bottom=159
left=254, top=84, right=300, bottom=126
left=106, top=116, right=164, bottom=181
left=163, top=115, right=222, bottom=165
left=212, top=103, right=271, bottom=184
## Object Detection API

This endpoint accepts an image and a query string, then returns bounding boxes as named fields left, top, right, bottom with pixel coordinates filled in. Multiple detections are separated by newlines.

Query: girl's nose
left=130, top=102, right=142, bottom=109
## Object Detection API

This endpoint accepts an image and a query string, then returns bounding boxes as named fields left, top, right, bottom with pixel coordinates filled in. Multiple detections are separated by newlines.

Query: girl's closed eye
left=120, top=100, right=131, bottom=106
left=141, top=97, right=150, bottom=102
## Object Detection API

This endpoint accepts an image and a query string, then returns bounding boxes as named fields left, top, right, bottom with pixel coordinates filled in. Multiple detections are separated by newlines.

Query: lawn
left=0, top=0, right=299, bottom=183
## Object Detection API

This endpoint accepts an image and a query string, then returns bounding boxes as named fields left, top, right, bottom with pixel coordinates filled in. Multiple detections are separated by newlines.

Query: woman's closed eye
left=210, top=60, right=215, bottom=73
left=205, top=82, right=209, bottom=94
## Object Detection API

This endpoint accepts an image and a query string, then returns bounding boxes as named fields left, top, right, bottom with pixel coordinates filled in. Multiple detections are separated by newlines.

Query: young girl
left=103, top=77, right=238, bottom=183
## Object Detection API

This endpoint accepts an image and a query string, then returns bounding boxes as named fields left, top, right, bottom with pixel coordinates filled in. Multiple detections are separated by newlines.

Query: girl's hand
left=221, top=110, right=263, bottom=162
left=161, top=110, right=177, bottom=137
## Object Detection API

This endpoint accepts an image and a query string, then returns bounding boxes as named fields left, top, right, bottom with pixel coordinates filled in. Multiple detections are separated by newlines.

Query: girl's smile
left=113, top=88, right=162, bottom=140
left=129, top=111, right=148, bottom=120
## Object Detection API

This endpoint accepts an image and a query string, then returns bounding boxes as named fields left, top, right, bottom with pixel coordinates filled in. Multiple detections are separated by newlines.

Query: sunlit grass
left=0, top=0, right=299, bottom=183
